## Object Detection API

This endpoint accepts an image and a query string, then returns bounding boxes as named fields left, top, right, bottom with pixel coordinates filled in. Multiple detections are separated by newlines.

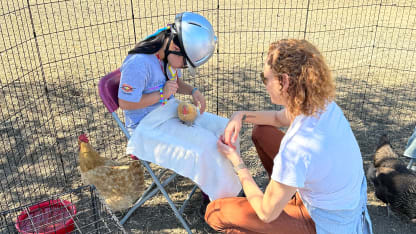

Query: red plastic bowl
left=15, top=199, right=76, bottom=234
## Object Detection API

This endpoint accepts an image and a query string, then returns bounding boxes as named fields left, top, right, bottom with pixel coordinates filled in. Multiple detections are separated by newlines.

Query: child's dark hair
left=128, top=29, right=181, bottom=55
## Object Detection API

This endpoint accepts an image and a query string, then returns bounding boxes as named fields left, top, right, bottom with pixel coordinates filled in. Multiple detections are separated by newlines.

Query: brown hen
left=78, top=134, right=145, bottom=212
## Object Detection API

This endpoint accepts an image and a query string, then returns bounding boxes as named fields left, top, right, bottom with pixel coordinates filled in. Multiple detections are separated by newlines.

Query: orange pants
left=204, top=125, right=316, bottom=234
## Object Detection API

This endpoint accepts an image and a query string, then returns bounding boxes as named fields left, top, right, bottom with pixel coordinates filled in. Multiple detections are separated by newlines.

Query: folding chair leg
left=139, top=168, right=171, bottom=199
left=120, top=173, right=177, bottom=225
left=407, top=159, right=414, bottom=170
left=122, top=161, right=193, bottom=233
left=143, top=162, right=193, bottom=233
left=179, top=185, right=198, bottom=215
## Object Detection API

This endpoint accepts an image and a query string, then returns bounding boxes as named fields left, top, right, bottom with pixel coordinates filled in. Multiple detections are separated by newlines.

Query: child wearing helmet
left=118, top=12, right=236, bottom=216
left=118, top=12, right=217, bottom=132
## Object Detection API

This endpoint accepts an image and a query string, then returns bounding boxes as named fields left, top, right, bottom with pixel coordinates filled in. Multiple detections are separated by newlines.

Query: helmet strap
left=162, top=35, right=174, bottom=80
left=163, top=34, right=187, bottom=79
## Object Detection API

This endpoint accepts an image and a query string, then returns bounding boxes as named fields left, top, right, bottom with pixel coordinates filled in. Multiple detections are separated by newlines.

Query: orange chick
left=78, top=134, right=145, bottom=211
left=177, top=101, right=198, bottom=126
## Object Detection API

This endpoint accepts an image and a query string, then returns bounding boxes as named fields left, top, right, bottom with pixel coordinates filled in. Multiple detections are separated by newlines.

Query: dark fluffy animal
left=367, top=134, right=416, bottom=222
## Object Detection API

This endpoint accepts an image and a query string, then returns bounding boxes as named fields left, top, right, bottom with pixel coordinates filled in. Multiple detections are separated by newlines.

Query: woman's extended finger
left=223, top=123, right=235, bottom=145
left=231, top=125, right=240, bottom=144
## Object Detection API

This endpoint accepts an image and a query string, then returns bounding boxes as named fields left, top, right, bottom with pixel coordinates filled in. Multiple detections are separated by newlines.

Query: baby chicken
left=177, top=101, right=198, bottom=126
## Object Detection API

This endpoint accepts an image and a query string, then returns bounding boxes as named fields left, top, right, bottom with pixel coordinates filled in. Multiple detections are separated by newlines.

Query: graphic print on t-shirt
left=121, top=83, right=135, bottom=94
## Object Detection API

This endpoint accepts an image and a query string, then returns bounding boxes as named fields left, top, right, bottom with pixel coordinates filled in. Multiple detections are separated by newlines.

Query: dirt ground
left=1, top=0, right=415, bottom=233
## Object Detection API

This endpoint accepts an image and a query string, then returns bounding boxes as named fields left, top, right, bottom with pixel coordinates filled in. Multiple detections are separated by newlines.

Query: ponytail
left=128, top=28, right=171, bottom=54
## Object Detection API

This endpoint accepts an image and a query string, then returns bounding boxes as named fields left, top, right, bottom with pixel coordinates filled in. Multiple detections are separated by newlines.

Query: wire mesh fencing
left=0, top=0, right=415, bottom=233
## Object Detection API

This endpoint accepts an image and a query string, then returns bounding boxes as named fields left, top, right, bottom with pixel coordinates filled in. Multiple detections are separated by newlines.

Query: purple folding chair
left=98, top=69, right=197, bottom=233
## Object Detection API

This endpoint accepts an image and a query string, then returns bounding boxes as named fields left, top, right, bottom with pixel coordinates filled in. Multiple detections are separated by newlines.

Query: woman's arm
left=218, top=143, right=296, bottom=223
left=235, top=109, right=291, bottom=128
left=237, top=164, right=297, bottom=222
left=223, top=109, right=291, bottom=146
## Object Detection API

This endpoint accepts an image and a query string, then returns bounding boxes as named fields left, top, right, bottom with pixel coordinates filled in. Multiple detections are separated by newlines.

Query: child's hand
left=163, top=80, right=178, bottom=97
left=191, top=89, right=206, bottom=114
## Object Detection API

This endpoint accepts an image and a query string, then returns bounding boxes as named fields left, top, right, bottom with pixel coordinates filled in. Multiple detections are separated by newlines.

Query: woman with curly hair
left=205, top=39, right=373, bottom=234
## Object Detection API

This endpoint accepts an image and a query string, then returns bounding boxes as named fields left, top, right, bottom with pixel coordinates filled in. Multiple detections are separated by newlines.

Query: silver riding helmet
left=173, top=12, right=217, bottom=69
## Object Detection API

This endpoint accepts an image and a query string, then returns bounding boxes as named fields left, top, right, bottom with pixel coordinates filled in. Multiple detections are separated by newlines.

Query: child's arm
left=177, top=78, right=194, bottom=95
left=119, top=92, right=161, bottom=110
left=119, top=80, right=178, bottom=110
left=177, top=78, right=206, bottom=114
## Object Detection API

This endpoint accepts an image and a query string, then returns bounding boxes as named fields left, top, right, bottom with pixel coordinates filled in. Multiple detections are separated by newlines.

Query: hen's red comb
left=78, top=134, right=89, bottom=143
left=182, top=106, right=188, bottom=115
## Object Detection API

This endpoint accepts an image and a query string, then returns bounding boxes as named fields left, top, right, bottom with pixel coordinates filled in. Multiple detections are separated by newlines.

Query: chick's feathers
left=78, top=134, right=145, bottom=211
left=177, top=101, right=198, bottom=126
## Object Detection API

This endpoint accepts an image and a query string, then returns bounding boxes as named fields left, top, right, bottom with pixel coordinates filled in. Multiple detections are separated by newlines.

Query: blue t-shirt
left=118, top=53, right=181, bottom=131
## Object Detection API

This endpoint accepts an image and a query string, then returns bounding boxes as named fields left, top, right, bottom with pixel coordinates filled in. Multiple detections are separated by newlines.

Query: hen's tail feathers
left=377, top=134, right=390, bottom=151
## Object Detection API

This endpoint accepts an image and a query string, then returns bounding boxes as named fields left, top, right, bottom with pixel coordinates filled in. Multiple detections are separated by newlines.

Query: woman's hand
left=163, top=80, right=178, bottom=97
left=223, top=111, right=244, bottom=146
left=191, top=89, right=206, bottom=114
left=217, top=135, right=240, bottom=164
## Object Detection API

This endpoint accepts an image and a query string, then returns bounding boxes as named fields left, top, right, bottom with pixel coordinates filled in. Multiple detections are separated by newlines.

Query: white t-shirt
left=271, top=101, right=364, bottom=210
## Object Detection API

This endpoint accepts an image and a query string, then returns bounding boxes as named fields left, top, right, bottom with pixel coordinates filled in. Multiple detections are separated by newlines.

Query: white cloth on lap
left=126, top=98, right=242, bottom=201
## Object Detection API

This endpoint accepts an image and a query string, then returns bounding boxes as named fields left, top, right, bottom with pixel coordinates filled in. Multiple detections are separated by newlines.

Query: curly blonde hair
left=267, top=39, right=335, bottom=116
